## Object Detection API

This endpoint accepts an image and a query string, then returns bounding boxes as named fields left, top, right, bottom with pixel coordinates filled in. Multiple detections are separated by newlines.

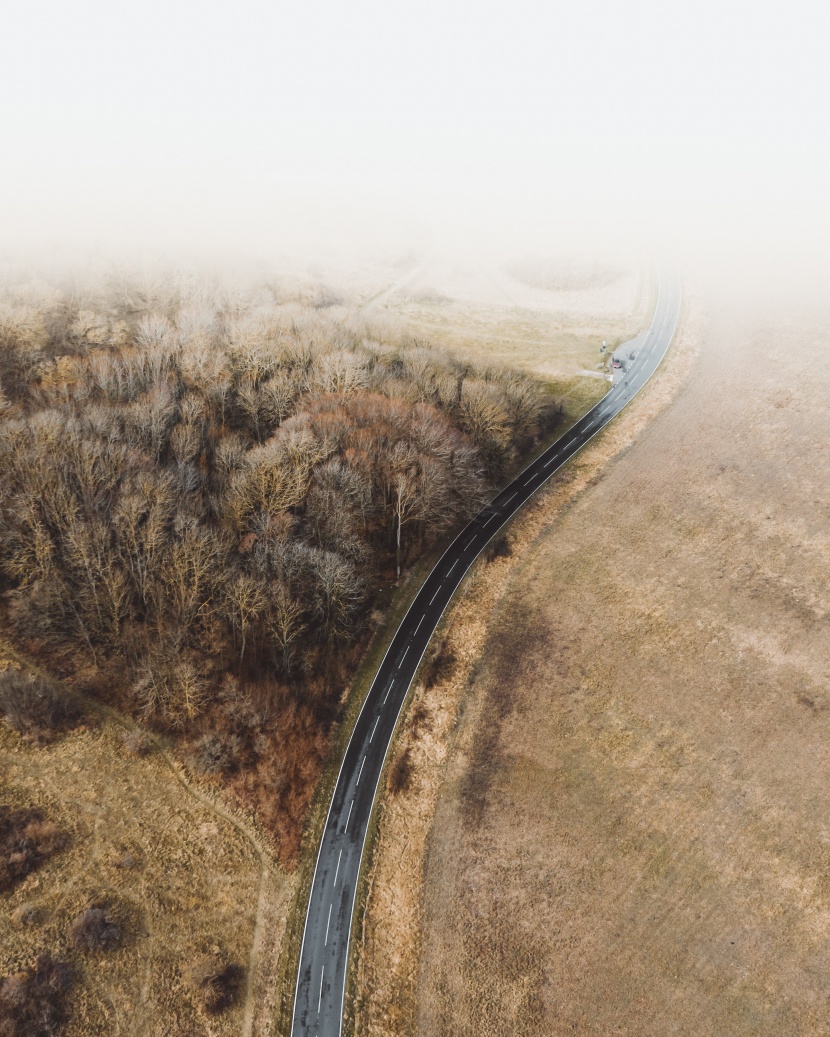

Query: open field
left=299, top=252, right=650, bottom=385
left=407, top=288, right=830, bottom=1035
left=380, top=259, right=649, bottom=379
left=0, top=645, right=294, bottom=1037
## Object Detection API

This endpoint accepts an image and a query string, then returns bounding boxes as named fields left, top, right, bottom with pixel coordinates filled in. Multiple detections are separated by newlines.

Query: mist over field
left=2, top=0, right=828, bottom=289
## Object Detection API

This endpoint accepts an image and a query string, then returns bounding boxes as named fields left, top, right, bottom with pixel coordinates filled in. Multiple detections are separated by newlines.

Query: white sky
left=2, top=0, right=829, bottom=269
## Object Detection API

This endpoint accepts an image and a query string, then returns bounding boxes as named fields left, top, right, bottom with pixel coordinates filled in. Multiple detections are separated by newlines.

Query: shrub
left=185, top=953, right=243, bottom=1014
left=409, top=702, right=431, bottom=740
left=0, top=807, right=65, bottom=893
left=388, top=746, right=414, bottom=795
left=188, top=733, right=242, bottom=776
left=68, top=906, right=119, bottom=952
left=0, top=953, right=73, bottom=1037
left=120, top=728, right=151, bottom=757
left=484, top=533, right=512, bottom=562
left=0, top=671, right=80, bottom=740
left=425, top=647, right=457, bottom=690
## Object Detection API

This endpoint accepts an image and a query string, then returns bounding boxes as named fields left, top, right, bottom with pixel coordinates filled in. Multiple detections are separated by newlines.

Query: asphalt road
left=291, top=270, right=682, bottom=1037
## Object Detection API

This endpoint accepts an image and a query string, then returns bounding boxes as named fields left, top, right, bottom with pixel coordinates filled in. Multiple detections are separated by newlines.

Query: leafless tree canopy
left=0, top=268, right=560, bottom=861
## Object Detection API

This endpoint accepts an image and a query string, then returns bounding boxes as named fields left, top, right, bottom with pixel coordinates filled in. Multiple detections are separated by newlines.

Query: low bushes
left=0, top=806, right=65, bottom=893
left=0, top=953, right=74, bottom=1037
left=0, top=671, right=80, bottom=741
left=185, top=953, right=243, bottom=1014
left=389, top=746, right=414, bottom=795
left=67, top=905, right=120, bottom=952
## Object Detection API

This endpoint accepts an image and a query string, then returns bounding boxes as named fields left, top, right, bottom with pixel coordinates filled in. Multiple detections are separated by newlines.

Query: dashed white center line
left=383, top=681, right=393, bottom=704
left=483, top=513, right=497, bottom=525
left=523, top=473, right=536, bottom=487
left=325, top=903, right=332, bottom=945
left=544, top=456, right=557, bottom=467
left=399, top=645, right=409, bottom=667
left=429, top=585, right=442, bottom=604
left=447, top=558, right=458, bottom=575
left=333, top=849, right=342, bottom=886
left=502, top=491, right=517, bottom=505
left=344, top=798, right=354, bottom=833
left=356, top=755, right=366, bottom=786
left=318, top=966, right=324, bottom=1013
left=369, top=716, right=380, bottom=742
left=414, top=614, right=425, bottom=634
left=464, top=536, right=476, bottom=550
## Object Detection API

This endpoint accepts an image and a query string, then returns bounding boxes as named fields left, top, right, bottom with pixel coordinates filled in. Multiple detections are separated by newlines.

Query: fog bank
left=2, top=0, right=828, bottom=290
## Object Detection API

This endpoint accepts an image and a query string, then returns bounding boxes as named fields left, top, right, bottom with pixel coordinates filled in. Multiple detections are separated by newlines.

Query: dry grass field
left=0, top=645, right=294, bottom=1037
left=355, top=282, right=830, bottom=1036
left=411, top=288, right=830, bottom=1035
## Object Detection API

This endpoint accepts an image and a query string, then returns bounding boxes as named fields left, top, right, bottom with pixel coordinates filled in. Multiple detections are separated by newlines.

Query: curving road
left=291, top=270, right=682, bottom=1037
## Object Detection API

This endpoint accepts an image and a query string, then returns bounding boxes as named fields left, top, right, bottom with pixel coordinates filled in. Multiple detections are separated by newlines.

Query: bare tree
left=222, top=573, right=266, bottom=662
left=265, top=582, right=306, bottom=672
left=392, top=465, right=420, bottom=580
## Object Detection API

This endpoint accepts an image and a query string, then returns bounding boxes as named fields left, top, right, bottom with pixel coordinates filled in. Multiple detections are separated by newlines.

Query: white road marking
left=502, top=491, right=517, bottom=505
left=369, top=716, right=380, bottom=742
left=483, top=512, right=497, bottom=525
left=325, top=903, right=332, bottom=945
left=356, top=756, right=366, bottom=786
left=399, top=645, right=409, bottom=666
left=523, top=473, right=537, bottom=486
left=447, top=558, right=458, bottom=575
left=344, top=798, right=354, bottom=832
left=429, top=585, right=442, bottom=604
left=318, top=966, right=324, bottom=1013
left=383, top=681, right=393, bottom=704
left=333, top=849, right=342, bottom=886
left=464, top=536, right=476, bottom=550
left=544, top=455, right=557, bottom=467
left=414, top=614, right=425, bottom=634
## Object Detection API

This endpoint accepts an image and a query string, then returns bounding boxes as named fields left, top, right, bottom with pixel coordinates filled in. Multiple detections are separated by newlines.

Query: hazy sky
left=3, top=0, right=829, bottom=266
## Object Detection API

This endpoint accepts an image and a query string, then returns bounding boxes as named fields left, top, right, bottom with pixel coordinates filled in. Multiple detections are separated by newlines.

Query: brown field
left=0, top=646, right=294, bottom=1037
left=356, top=283, right=830, bottom=1036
